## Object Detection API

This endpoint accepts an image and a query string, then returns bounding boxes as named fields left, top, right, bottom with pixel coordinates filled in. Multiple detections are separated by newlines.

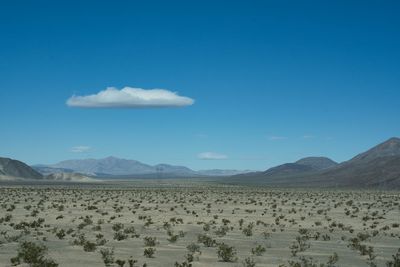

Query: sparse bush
left=197, top=234, right=217, bottom=247
left=143, top=236, right=157, bottom=247
left=243, top=257, right=256, bottom=267
left=386, top=248, right=400, bottom=267
left=251, top=245, right=266, bottom=256
left=217, top=243, right=237, bottom=262
left=327, top=252, right=339, bottom=267
left=83, top=241, right=97, bottom=252
left=10, top=241, right=58, bottom=267
left=100, top=248, right=115, bottom=267
left=144, top=247, right=156, bottom=258
left=114, top=231, right=128, bottom=241
left=116, top=259, right=126, bottom=267
left=187, top=243, right=201, bottom=254
left=242, top=222, right=254, bottom=236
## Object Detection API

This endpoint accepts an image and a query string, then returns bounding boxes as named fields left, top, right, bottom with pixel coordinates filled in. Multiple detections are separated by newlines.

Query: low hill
left=45, top=172, right=98, bottom=182
left=0, top=157, right=43, bottom=179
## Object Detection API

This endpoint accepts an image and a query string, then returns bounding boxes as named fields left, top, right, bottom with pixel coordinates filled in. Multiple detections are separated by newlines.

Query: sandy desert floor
left=0, top=181, right=399, bottom=267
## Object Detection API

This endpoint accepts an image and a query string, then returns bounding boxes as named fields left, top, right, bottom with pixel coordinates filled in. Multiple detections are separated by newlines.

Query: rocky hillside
left=0, top=157, right=43, bottom=179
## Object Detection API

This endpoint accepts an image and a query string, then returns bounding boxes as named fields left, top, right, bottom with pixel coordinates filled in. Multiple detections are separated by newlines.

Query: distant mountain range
left=228, top=137, right=400, bottom=188
left=32, top=156, right=252, bottom=178
left=1, top=137, right=400, bottom=187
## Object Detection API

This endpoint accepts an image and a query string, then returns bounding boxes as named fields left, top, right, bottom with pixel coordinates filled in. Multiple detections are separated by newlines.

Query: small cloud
left=66, top=87, right=194, bottom=108
left=198, top=152, right=228, bottom=160
left=302, top=135, right=316, bottom=139
left=70, top=146, right=91, bottom=153
left=268, top=135, right=288, bottom=141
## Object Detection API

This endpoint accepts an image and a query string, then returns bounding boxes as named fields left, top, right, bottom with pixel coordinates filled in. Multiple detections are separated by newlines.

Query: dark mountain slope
left=226, top=138, right=400, bottom=188
left=0, top=157, right=43, bottom=179
left=295, top=157, right=338, bottom=170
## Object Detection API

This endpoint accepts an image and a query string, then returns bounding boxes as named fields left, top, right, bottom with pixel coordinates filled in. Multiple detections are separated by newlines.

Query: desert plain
left=0, top=180, right=399, bottom=267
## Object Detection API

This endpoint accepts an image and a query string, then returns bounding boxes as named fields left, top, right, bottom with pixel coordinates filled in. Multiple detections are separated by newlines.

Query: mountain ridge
left=34, top=157, right=252, bottom=177
left=2, top=137, right=400, bottom=187
left=228, top=137, right=400, bottom=188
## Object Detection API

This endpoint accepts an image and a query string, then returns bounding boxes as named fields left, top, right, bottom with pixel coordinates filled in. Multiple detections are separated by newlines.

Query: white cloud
left=198, top=152, right=228, bottom=160
left=268, top=136, right=287, bottom=141
left=70, top=146, right=91, bottom=153
left=66, top=87, right=194, bottom=108
left=302, top=135, right=316, bottom=139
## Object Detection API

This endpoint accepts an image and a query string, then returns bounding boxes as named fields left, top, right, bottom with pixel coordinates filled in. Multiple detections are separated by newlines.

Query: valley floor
left=0, top=181, right=399, bottom=267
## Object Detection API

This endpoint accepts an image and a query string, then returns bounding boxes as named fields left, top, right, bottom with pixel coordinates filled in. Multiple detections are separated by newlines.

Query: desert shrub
left=366, top=246, right=377, bottom=267
left=243, top=257, right=256, bottom=267
left=143, top=236, right=157, bottom=247
left=178, top=230, right=186, bottom=237
left=96, top=234, right=108, bottom=246
left=357, top=232, right=371, bottom=242
left=124, top=226, right=136, bottom=234
left=112, top=223, right=124, bottom=232
left=10, top=241, right=58, bottom=267
left=83, top=241, right=97, bottom=252
left=174, top=260, right=192, bottom=267
left=197, top=234, right=217, bottom=247
left=327, top=252, right=339, bottom=267
left=251, top=245, right=266, bottom=256
left=217, top=243, right=237, bottom=262
left=128, top=257, right=138, bottom=267
left=144, top=247, right=156, bottom=258
left=185, top=252, right=197, bottom=262
left=287, top=256, right=321, bottom=267
left=73, top=233, right=87, bottom=246
left=114, top=231, right=128, bottom=241
left=56, top=229, right=66, bottom=239
left=187, top=243, right=201, bottom=254
left=116, top=259, right=126, bottom=267
left=386, top=248, right=400, bottom=267
left=242, top=222, right=255, bottom=236
left=262, top=231, right=271, bottom=239
left=290, top=236, right=310, bottom=256
left=167, top=234, right=179, bottom=243
left=322, top=234, right=330, bottom=241
left=100, top=248, right=115, bottom=267
left=215, top=225, right=229, bottom=237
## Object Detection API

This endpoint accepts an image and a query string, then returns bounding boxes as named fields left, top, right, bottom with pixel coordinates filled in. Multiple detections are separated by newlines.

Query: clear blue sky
left=1, top=1, right=399, bottom=170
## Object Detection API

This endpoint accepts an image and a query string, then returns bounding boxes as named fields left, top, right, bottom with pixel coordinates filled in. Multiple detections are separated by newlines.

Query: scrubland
left=0, top=182, right=399, bottom=267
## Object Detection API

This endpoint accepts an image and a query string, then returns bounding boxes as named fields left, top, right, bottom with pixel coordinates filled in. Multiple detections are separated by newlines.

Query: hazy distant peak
left=104, top=156, right=119, bottom=160
left=51, top=157, right=154, bottom=176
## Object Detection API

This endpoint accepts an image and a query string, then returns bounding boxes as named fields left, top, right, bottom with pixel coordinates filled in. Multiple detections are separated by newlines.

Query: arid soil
left=0, top=182, right=399, bottom=267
